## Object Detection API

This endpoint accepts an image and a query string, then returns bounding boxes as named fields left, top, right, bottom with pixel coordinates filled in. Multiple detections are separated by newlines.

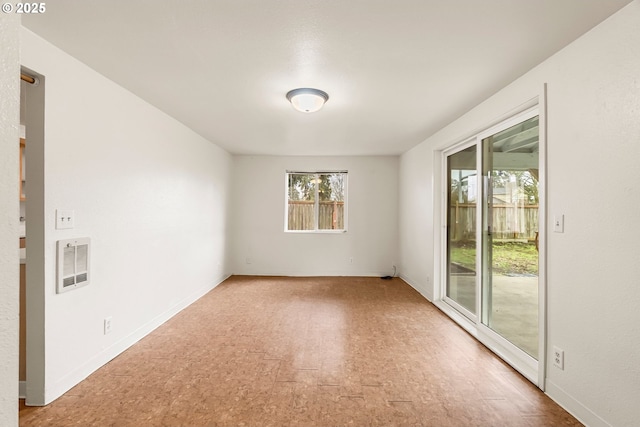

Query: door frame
left=21, top=66, right=47, bottom=405
left=435, top=95, right=547, bottom=389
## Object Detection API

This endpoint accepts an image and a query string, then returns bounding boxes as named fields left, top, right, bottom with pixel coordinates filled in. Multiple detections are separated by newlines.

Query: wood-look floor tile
left=20, top=276, right=582, bottom=427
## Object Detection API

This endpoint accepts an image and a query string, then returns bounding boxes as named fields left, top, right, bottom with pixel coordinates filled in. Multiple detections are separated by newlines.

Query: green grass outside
left=450, top=241, right=538, bottom=275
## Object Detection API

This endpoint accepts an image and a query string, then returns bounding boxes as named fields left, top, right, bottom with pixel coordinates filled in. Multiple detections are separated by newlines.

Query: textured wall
left=0, top=14, right=21, bottom=427
left=231, top=156, right=399, bottom=277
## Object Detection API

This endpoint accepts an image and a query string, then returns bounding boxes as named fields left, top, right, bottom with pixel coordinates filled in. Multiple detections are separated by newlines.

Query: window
left=285, top=171, right=347, bottom=232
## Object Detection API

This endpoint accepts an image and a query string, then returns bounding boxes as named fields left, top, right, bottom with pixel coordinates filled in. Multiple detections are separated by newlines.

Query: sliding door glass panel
left=481, top=116, right=539, bottom=359
left=446, top=146, right=477, bottom=315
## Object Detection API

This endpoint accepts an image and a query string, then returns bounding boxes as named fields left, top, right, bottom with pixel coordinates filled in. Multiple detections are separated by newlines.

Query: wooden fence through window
left=450, top=203, right=539, bottom=241
left=288, top=201, right=345, bottom=230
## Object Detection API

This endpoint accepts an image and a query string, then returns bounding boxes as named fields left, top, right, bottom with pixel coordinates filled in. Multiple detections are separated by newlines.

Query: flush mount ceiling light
left=286, top=88, right=329, bottom=113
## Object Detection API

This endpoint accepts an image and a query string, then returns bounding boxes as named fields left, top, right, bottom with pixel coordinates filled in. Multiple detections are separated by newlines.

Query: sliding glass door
left=443, top=107, right=542, bottom=383
left=482, top=115, right=540, bottom=359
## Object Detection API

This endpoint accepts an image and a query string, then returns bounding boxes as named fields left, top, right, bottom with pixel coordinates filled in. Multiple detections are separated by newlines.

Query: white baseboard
left=43, top=274, right=230, bottom=405
left=233, top=269, right=395, bottom=278
left=545, top=380, right=612, bottom=427
left=19, top=381, right=26, bottom=399
left=399, top=273, right=433, bottom=301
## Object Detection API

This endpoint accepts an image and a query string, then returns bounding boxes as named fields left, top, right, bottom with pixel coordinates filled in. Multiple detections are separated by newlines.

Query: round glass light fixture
left=286, top=88, right=329, bottom=113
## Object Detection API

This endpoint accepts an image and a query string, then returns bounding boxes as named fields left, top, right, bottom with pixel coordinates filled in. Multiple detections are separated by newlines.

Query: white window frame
left=284, top=171, right=348, bottom=233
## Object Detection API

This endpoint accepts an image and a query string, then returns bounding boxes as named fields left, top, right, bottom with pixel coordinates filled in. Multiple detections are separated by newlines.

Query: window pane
left=287, top=173, right=316, bottom=230
left=446, top=145, right=477, bottom=315
left=482, top=115, right=539, bottom=359
left=286, top=172, right=347, bottom=232
left=318, top=173, right=345, bottom=230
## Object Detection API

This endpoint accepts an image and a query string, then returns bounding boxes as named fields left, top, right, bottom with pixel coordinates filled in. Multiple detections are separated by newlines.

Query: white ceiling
left=22, top=0, right=632, bottom=156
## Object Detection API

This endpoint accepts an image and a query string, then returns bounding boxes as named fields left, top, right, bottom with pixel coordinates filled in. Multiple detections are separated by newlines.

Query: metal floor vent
left=57, top=237, right=91, bottom=294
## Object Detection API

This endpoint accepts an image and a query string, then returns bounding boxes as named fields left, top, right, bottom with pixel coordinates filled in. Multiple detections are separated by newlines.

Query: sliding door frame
left=442, top=137, right=482, bottom=324
left=434, top=93, right=547, bottom=389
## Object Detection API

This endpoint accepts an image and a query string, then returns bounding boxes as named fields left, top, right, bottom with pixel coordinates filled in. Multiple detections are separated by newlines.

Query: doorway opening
left=20, top=67, right=46, bottom=406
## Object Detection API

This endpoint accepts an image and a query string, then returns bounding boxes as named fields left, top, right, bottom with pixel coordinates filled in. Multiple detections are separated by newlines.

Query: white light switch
left=56, top=209, right=75, bottom=229
left=553, top=214, right=564, bottom=233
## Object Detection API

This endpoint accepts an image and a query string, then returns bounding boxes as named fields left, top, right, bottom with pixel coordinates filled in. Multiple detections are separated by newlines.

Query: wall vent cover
left=56, top=237, right=90, bottom=294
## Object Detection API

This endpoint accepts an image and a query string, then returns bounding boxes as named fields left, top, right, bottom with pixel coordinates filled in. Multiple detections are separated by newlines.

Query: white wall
left=20, top=28, right=233, bottom=405
left=231, top=156, right=399, bottom=277
left=399, top=2, right=640, bottom=426
left=398, top=141, right=434, bottom=300
left=0, top=14, right=21, bottom=427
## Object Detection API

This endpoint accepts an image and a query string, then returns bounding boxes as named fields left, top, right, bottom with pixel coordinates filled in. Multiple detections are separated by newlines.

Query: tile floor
left=19, top=276, right=581, bottom=426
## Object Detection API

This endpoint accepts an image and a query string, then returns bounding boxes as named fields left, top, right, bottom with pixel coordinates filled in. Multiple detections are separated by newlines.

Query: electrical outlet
left=245, top=257, right=252, bottom=264
left=349, top=257, right=353, bottom=264
left=553, top=346, right=564, bottom=370
left=104, top=317, right=112, bottom=335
